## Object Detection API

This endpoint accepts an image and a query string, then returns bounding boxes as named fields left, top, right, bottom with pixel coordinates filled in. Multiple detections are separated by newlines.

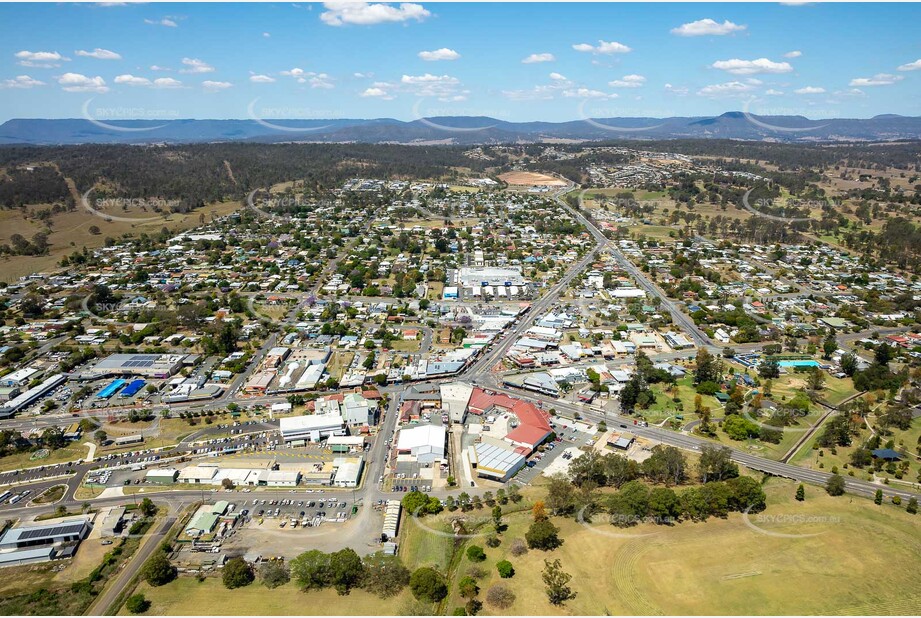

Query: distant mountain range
left=2, top=112, right=921, bottom=145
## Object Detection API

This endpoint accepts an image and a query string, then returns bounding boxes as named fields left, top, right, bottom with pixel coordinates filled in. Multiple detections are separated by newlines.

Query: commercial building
left=396, top=424, right=447, bottom=463
left=0, top=373, right=66, bottom=418
left=440, top=382, right=473, bottom=424
left=332, top=457, right=365, bottom=487
left=81, top=354, right=186, bottom=380
left=0, top=518, right=91, bottom=550
left=0, top=367, right=39, bottom=388
left=458, top=266, right=527, bottom=287
left=145, top=468, right=179, bottom=484
left=469, top=439, right=526, bottom=482
left=279, top=413, right=345, bottom=443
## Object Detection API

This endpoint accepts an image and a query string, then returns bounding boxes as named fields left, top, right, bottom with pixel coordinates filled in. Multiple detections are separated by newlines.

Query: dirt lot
left=499, top=171, right=567, bottom=187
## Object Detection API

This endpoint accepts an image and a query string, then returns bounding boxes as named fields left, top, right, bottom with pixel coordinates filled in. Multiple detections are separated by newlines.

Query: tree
left=94, top=429, right=107, bottom=443
left=466, top=545, right=486, bottom=563
left=223, top=557, right=255, bottom=589
left=532, top=500, right=547, bottom=521
left=697, top=445, right=739, bottom=483
left=328, top=548, right=364, bottom=595
left=139, top=497, right=157, bottom=518
left=259, top=561, right=291, bottom=589
left=874, top=343, right=893, bottom=366
left=641, top=446, right=687, bottom=486
left=458, top=575, right=479, bottom=599
left=907, top=498, right=918, bottom=515
left=825, top=473, right=846, bottom=496
left=822, top=332, right=838, bottom=360
left=143, top=551, right=176, bottom=587
left=839, top=352, right=858, bottom=377
left=290, top=550, right=331, bottom=590
left=759, top=357, right=780, bottom=379
left=545, top=474, right=576, bottom=515
left=485, top=584, right=516, bottom=609
left=542, top=559, right=576, bottom=606
left=362, top=552, right=410, bottom=598
left=525, top=518, right=562, bottom=551
left=647, top=487, right=680, bottom=522
left=409, top=567, right=448, bottom=602
left=491, top=505, right=503, bottom=533
left=694, top=348, right=721, bottom=384
left=874, top=489, right=884, bottom=505
left=496, top=560, right=514, bottom=578
left=221, top=478, right=235, bottom=490
left=126, top=593, right=150, bottom=614
left=465, top=598, right=483, bottom=616
left=506, top=484, right=522, bottom=503
left=795, top=484, right=805, bottom=502
left=806, top=368, right=826, bottom=393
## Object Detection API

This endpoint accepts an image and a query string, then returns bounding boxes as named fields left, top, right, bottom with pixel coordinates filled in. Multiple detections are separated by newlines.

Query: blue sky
left=1, top=2, right=920, bottom=123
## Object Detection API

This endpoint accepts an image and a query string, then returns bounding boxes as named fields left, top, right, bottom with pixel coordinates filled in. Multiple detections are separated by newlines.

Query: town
left=1, top=143, right=919, bottom=615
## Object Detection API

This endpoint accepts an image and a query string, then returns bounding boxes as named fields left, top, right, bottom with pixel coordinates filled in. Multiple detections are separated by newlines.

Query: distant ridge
left=2, top=113, right=921, bottom=145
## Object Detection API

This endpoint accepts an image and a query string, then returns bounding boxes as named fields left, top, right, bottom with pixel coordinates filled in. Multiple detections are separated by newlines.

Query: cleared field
left=121, top=577, right=411, bottom=616
left=445, top=480, right=921, bottom=615
left=0, top=442, right=89, bottom=474
left=499, top=171, right=566, bottom=187
left=0, top=199, right=243, bottom=283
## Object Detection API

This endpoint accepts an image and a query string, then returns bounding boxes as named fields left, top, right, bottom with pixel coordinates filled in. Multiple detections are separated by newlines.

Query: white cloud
left=549, top=72, right=568, bottom=81
left=202, top=80, right=232, bottom=91
left=833, top=88, right=865, bottom=98
left=279, top=68, right=333, bottom=88
left=250, top=74, right=276, bottom=83
left=15, top=50, right=68, bottom=68
left=0, top=75, right=46, bottom=89
left=609, top=74, right=646, bottom=88
left=897, top=59, right=921, bottom=71
left=151, top=77, right=182, bottom=89
left=711, top=58, right=793, bottom=75
left=320, top=2, right=430, bottom=26
left=263, top=32, right=271, bottom=38
left=75, top=48, right=122, bottom=60
left=697, top=80, right=756, bottom=97
left=144, top=18, right=178, bottom=27
left=114, top=74, right=182, bottom=89
left=562, top=88, right=616, bottom=99
left=418, top=48, right=460, bottom=61
left=180, top=58, right=215, bottom=74
left=502, top=85, right=557, bottom=101
left=400, top=73, right=464, bottom=99
left=307, top=73, right=334, bottom=89
left=150, top=65, right=170, bottom=71
left=522, top=53, right=555, bottom=64
left=664, top=83, right=689, bottom=95
left=114, top=74, right=149, bottom=86
left=58, top=72, right=108, bottom=93
left=671, top=18, right=746, bottom=37
left=361, top=87, right=393, bottom=99
left=794, top=86, right=825, bottom=94
left=765, top=88, right=784, bottom=96
left=572, top=40, right=632, bottom=55
left=784, top=50, right=802, bottom=58
left=849, top=73, right=903, bottom=86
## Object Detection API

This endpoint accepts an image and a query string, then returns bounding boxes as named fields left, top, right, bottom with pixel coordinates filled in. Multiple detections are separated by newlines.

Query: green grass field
left=444, top=479, right=921, bottom=615
left=122, top=577, right=411, bottom=616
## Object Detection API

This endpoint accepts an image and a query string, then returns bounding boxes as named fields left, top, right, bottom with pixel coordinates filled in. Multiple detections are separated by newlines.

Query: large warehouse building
left=280, top=413, right=346, bottom=444
left=80, top=354, right=186, bottom=380
left=396, top=424, right=447, bottom=463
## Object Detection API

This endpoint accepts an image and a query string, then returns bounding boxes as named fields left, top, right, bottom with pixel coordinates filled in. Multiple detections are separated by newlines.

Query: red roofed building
left=467, top=387, right=552, bottom=454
